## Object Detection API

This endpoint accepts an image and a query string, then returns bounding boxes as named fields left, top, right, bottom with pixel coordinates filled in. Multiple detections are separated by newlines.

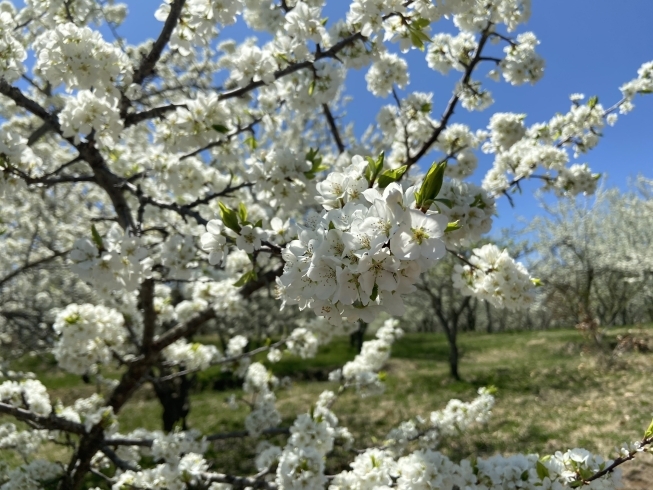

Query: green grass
left=3, top=326, right=653, bottom=485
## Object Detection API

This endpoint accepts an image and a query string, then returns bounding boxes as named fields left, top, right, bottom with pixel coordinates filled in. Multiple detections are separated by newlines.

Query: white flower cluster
left=34, top=22, right=130, bottom=96
left=453, top=0, right=531, bottom=33
left=385, top=387, right=495, bottom=453
left=274, top=390, right=348, bottom=490
left=243, top=362, right=282, bottom=436
left=430, top=387, right=495, bottom=437
left=59, top=90, right=123, bottom=145
left=70, top=229, right=151, bottom=297
left=0, top=460, right=62, bottom=490
left=151, top=430, right=208, bottom=466
left=0, top=379, right=52, bottom=417
left=555, top=163, right=599, bottom=197
left=483, top=112, right=527, bottom=154
left=192, top=280, right=245, bottom=317
left=330, top=318, right=403, bottom=396
left=452, top=244, right=536, bottom=310
left=0, top=10, right=26, bottom=83
left=156, top=94, right=232, bottom=153
left=156, top=0, right=243, bottom=55
left=619, top=61, right=653, bottom=113
left=0, top=423, right=47, bottom=458
left=52, top=303, right=127, bottom=375
left=481, top=101, right=605, bottom=197
left=427, top=32, right=478, bottom=75
left=163, top=339, right=221, bottom=371
left=219, top=40, right=278, bottom=87
left=279, top=60, right=346, bottom=112
left=284, top=1, right=329, bottom=45
left=247, top=148, right=315, bottom=208
left=437, top=179, right=496, bottom=246
left=498, top=32, right=545, bottom=86
left=286, top=327, right=319, bottom=359
left=113, top=452, right=208, bottom=490
left=275, top=156, right=450, bottom=325
left=366, top=52, right=409, bottom=97
left=330, top=447, right=621, bottom=490
left=63, top=393, right=117, bottom=433
left=437, top=123, right=481, bottom=179
left=0, top=128, right=43, bottom=175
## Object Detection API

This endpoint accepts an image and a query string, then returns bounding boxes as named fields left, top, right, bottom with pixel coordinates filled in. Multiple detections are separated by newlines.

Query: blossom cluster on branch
left=0, top=0, right=652, bottom=488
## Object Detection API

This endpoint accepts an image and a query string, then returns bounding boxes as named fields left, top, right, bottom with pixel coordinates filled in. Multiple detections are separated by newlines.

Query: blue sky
left=113, top=1, right=653, bottom=232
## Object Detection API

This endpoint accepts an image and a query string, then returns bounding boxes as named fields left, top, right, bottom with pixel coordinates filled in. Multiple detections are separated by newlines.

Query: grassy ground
left=4, top=326, right=653, bottom=487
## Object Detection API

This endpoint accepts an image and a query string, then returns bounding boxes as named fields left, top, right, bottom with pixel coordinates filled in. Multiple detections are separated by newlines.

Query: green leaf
left=536, top=460, right=549, bottom=480
left=328, top=221, right=336, bottom=230
left=410, top=30, right=425, bottom=50
left=245, top=135, right=257, bottom=150
left=433, top=198, right=453, bottom=208
left=370, top=283, right=379, bottom=302
left=520, top=470, right=529, bottom=482
left=411, top=17, right=431, bottom=29
left=212, top=124, right=229, bottom=134
left=233, top=269, right=257, bottom=287
left=308, top=79, right=316, bottom=96
left=420, top=102, right=432, bottom=113
left=218, top=202, right=241, bottom=233
left=531, top=278, right=543, bottom=287
left=588, top=95, right=599, bottom=109
left=417, top=161, right=447, bottom=207
left=485, top=385, right=498, bottom=395
left=254, top=218, right=263, bottom=228
left=365, top=152, right=385, bottom=184
left=568, top=480, right=584, bottom=488
left=445, top=220, right=461, bottom=233
left=91, top=225, right=104, bottom=251
left=238, top=202, right=248, bottom=223
left=377, top=165, right=408, bottom=188
left=644, top=417, right=653, bottom=439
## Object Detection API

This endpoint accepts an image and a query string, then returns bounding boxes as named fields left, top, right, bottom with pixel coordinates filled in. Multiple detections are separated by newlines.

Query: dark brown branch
left=139, top=278, right=157, bottom=352
left=403, top=27, right=492, bottom=171
left=184, top=182, right=254, bottom=209
left=124, top=103, right=186, bottom=127
left=218, top=33, right=364, bottom=102
left=322, top=104, right=345, bottom=153
left=0, top=402, right=86, bottom=435
left=131, top=0, right=187, bottom=85
left=180, top=118, right=264, bottom=160
left=105, top=427, right=290, bottom=448
left=240, top=265, right=284, bottom=298
left=0, top=79, right=61, bottom=130
left=101, top=446, right=138, bottom=472
left=201, top=472, right=277, bottom=490
left=580, top=437, right=653, bottom=485
left=27, top=121, right=53, bottom=145
left=0, top=250, right=67, bottom=289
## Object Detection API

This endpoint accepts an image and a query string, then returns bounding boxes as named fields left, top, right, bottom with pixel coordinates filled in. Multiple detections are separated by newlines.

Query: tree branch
left=0, top=250, right=67, bottom=289
left=131, top=0, right=187, bottom=85
left=322, top=104, right=345, bottom=153
left=0, top=402, right=86, bottom=435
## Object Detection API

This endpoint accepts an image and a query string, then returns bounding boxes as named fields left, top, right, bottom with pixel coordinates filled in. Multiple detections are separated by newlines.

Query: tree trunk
left=350, top=321, right=367, bottom=353
left=445, top=328, right=460, bottom=381
left=485, top=301, right=493, bottom=333
left=151, top=370, right=194, bottom=432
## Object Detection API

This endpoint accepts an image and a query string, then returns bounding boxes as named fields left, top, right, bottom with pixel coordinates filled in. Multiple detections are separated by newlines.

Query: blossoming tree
left=1, top=0, right=653, bottom=488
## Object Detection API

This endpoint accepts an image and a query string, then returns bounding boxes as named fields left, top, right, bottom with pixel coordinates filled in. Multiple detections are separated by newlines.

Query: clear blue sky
left=113, top=1, right=653, bottom=232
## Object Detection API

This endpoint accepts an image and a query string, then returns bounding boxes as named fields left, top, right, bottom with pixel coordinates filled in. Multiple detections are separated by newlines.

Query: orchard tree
left=528, top=179, right=653, bottom=331
left=1, top=0, right=653, bottom=489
